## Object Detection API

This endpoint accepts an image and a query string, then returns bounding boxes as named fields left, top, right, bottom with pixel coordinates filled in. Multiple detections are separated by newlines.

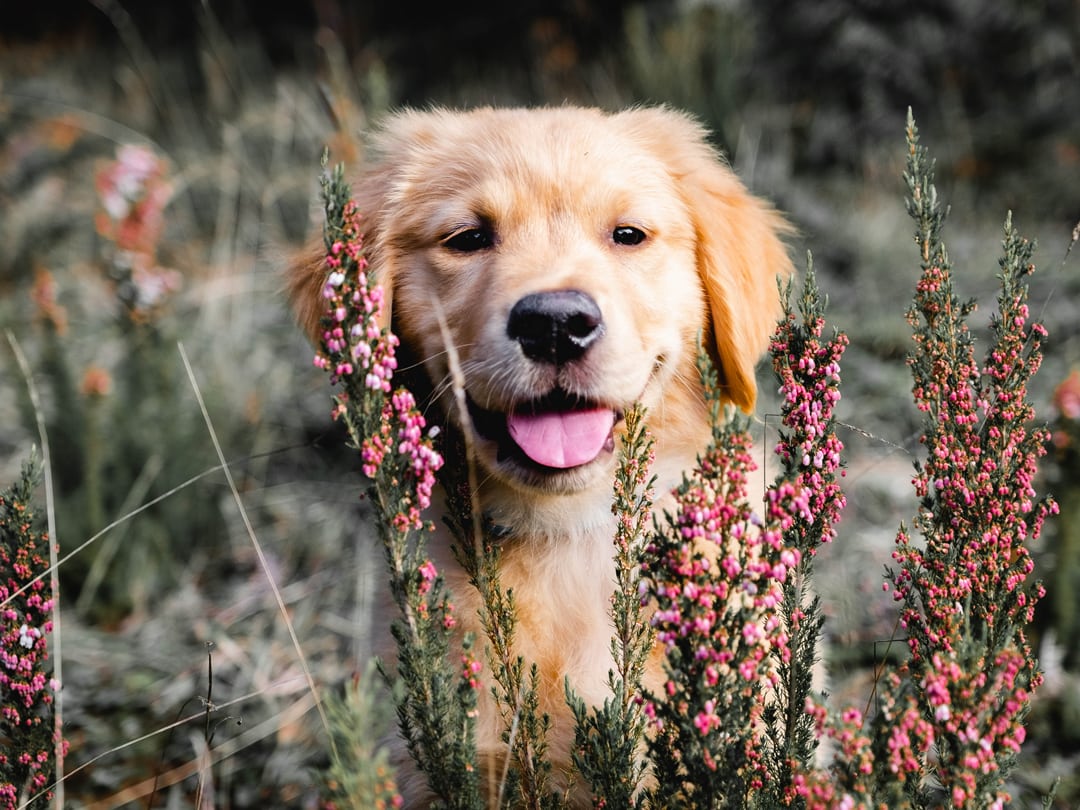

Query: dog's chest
left=435, top=516, right=626, bottom=707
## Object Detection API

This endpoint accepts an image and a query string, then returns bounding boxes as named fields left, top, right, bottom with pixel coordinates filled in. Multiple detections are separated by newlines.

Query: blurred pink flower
left=95, top=144, right=173, bottom=257
left=95, top=144, right=182, bottom=319
left=1053, top=369, right=1080, bottom=421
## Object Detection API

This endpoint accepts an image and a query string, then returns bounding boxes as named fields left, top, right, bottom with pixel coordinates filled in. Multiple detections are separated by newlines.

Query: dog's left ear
left=285, top=116, right=421, bottom=346
left=617, top=108, right=794, bottom=412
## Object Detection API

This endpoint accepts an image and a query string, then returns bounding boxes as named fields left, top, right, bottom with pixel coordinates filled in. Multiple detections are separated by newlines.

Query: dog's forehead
left=413, top=108, right=655, bottom=158
left=383, top=109, right=681, bottom=225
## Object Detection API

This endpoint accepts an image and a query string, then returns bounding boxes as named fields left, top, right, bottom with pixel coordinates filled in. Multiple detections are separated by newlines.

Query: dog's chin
left=465, top=392, right=621, bottom=494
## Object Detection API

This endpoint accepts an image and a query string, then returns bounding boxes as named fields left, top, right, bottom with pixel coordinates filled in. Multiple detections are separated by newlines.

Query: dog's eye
left=443, top=227, right=494, bottom=252
left=612, top=225, right=646, bottom=246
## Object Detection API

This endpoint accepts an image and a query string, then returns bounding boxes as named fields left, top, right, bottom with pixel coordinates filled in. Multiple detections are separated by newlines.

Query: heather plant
left=93, top=144, right=182, bottom=322
left=449, top=497, right=563, bottom=809
left=631, top=259, right=847, bottom=809
left=565, top=403, right=655, bottom=808
left=0, top=454, right=65, bottom=809
left=758, top=260, right=849, bottom=804
left=889, top=120, right=1049, bottom=806
left=794, top=111, right=1052, bottom=809
left=322, top=662, right=404, bottom=810
left=312, top=160, right=483, bottom=810
left=641, top=372, right=794, bottom=806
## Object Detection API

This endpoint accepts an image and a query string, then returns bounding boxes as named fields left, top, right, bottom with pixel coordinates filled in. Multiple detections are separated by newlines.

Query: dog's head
left=291, top=106, right=793, bottom=495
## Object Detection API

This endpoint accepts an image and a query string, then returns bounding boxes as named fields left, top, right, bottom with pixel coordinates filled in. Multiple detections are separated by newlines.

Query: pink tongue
left=507, top=408, right=616, bottom=469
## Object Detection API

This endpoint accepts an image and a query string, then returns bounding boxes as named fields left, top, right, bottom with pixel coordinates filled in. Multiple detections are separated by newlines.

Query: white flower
left=18, top=624, right=39, bottom=649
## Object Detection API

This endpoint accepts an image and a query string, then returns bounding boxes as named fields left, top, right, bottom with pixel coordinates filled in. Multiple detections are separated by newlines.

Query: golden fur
left=289, top=105, right=794, bottom=807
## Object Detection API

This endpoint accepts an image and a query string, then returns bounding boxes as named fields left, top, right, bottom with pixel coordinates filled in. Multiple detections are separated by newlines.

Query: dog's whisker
left=428, top=373, right=458, bottom=409
left=397, top=347, right=480, bottom=379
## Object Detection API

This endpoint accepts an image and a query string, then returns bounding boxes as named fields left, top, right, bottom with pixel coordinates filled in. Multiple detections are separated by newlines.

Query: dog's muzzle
left=464, top=290, right=617, bottom=471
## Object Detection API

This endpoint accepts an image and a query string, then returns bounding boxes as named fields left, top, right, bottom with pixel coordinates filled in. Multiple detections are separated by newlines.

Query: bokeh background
left=1, top=0, right=1078, bottom=806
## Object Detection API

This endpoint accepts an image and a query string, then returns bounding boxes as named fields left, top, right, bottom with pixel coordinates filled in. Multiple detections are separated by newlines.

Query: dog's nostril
left=507, top=290, right=604, bottom=364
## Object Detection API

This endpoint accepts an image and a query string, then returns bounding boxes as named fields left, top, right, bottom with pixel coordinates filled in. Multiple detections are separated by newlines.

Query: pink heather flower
left=416, top=560, right=439, bottom=600
left=460, top=654, right=483, bottom=690
left=95, top=145, right=173, bottom=248
left=312, top=195, right=444, bottom=526
left=418, top=560, right=438, bottom=583
left=645, top=392, right=818, bottom=801
left=128, top=265, right=182, bottom=311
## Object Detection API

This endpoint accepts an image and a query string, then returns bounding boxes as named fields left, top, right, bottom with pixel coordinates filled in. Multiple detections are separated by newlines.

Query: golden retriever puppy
left=290, top=105, right=793, bottom=806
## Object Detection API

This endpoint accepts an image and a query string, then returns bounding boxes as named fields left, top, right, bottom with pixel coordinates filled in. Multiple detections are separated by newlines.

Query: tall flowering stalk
left=885, top=110, right=1052, bottom=807
left=0, top=454, right=65, bottom=809
left=640, top=264, right=849, bottom=808
left=314, top=161, right=482, bottom=810
left=642, top=349, right=805, bottom=808
left=796, top=111, right=1052, bottom=809
left=770, top=261, right=848, bottom=554
left=760, top=259, right=849, bottom=804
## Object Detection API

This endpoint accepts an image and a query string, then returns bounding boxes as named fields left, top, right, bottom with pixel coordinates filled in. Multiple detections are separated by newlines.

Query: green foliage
left=749, top=0, right=1080, bottom=216
left=567, top=404, right=655, bottom=809
left=620, top=3, right=751, bottom=150
left=322, top=662, right=403, bottom=810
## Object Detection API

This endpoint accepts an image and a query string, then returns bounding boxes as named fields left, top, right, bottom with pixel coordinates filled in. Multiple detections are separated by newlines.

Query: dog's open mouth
left=467, top=391, right=619, bottom=471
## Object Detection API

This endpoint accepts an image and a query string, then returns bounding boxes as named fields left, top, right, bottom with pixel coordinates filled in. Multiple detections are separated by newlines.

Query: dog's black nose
left=507, top=290, right=604, bottom=364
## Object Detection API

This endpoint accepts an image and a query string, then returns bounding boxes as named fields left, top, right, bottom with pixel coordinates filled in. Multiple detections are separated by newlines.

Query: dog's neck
left=481, top=478, right=620, bottom=542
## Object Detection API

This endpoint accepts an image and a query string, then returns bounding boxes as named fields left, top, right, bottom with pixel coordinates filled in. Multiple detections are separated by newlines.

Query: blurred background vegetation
left=0, top=0, right=1078, bottom=806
